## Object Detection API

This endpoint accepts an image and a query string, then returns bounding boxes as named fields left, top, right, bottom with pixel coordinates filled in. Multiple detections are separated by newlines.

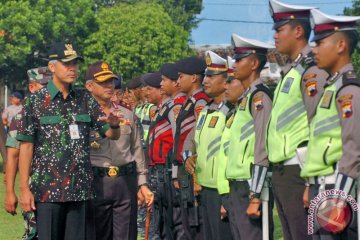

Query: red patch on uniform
left=341, top=101, right=352, bottom=118
left=149, top=110, right=156, bottom=120
left=195, top=106, right=204, bottom=119
left=306, top=81, right=317, bottom=96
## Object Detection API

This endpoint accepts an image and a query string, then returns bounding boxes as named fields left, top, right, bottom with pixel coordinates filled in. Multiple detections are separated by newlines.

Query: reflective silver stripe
left=208, top=136, right=222, bottom=151
left=294, top=64, right=305, bottom=76
left=278, top=101, right=303, bottom=123
left=276, top=105, right=306, bottom=130
left=241, top=119, right=254, bottom=133
left=315, top=115, right=339, bottom=129
left=220, top=105, right=230, bottom=115
left=180, top=122, right=195, bottom=134
left=335, top=174, right=342, bottom=190
left=240, top=126, right=255, bottom=141
left=256, top=168, right=267, bottom=193
left=154, top=125, right=171, bottom=139
left=207, top=144, right=220, bottom=160
left=251, top=165, right=259, bottom=193
left=155, top=121, right=169, bottom=133
left=343, top=178, right=354, bottom=195
left=180, top=116, right=195, bottom=128
left=313, top=121, right=340, bottom=136
left=223, top=141, right=230, bottom=155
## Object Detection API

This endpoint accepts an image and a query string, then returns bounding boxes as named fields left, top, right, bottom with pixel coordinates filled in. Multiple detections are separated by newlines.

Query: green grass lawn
left=0, top=154, right=283, bottom=239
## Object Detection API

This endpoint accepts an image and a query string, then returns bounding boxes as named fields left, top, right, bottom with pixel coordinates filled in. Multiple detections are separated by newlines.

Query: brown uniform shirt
left=332, top=64, right=360, bottom=179
left=249, top=79, right=273, bottom=167
left=90, top=103, right=147, bottom=186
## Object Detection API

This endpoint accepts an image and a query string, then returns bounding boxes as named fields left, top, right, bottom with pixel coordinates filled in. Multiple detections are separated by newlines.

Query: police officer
left=267, top=1, right=329, bottom=239
left=4, top=67, right=51, bottom=240
left=85, top=61, right=152, bottom=240
left=221, top=34, right=274, bottom=240
left=185, top=51, right=233, bottom=240
left=159, top=63, right=187, bottom=239
left=144, top=72, right=176, bottom=239
left=301, top=9, right=360, bottom=239
left=173, top=56, right=210, bottom=240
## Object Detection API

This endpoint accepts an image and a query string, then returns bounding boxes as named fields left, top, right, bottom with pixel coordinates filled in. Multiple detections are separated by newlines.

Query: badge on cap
left=101, top=62, right=110, bottom=71
left=306, top=81, right=317, bottom=96
left=208, top=116, right=219, bottom=128
left=320, top=90, right=333, bottom=109
left=64, top=44, right=76, bottom=56
left=205, top=53, right=212, bottom=66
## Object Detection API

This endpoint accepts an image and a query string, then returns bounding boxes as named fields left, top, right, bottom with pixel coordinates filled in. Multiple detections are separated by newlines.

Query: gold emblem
left=101, top=62, right=109, bottom=71
left=108, top=166, right=119, bottom=177
left=320, top=90, right=333, bottom=109
left=64, top=44, right=76, bottom=56
left=208, top=116, right=219, bottom=128
left=205, top=53, right=212, bottom=66
left=90, top=141, right=101, bottom=149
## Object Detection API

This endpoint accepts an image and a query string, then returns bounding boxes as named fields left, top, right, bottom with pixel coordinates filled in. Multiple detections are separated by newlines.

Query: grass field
left=0, top=155, right=283, bottom=239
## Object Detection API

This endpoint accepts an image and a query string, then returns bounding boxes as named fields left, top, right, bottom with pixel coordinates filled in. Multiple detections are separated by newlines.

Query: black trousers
left=35, top=201, right=91, bottom=240
left=89, top=172, right=138, bottom=240
left=272, top=164, right=311, bottom=240
left=226, top=181, right=274, bottom=240
left=199, top=187, right=233, bottom=240
left=181, top=205, right=205, bottom=240
left=309, top=184, right=358, bottom=240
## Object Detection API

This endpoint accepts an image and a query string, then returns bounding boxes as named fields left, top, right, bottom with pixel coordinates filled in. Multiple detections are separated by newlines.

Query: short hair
left=343, top=31, right=359, bottom=56
left=288, top=19, right=311, bottom=41
left=49, top=60, right=58, bottom=65
left=250, top=54, right=267, bottom=72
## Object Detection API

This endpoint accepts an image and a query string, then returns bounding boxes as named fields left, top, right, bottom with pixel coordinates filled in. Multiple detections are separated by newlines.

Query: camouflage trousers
left=22, top=211, right=37, bottom=240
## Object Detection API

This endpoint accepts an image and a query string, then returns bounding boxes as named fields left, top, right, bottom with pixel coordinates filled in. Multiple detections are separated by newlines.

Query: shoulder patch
left=338, top=94, right=353, bottom=103
left=195, top=106, right=204, bottom=117
left=306, top=81, right=317, bottom=96
left=303, top=73, right=317, bottom=82
left=340, top=100, right=353, bottom=118
left=253, top=95, right=264, bottom=111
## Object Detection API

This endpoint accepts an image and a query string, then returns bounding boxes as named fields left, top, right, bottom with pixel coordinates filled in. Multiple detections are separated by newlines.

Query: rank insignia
left=173, top=107, right=181, bottom=121
left=160, top=106, right=167, bottom=116
left=208, top=116, right=219, bottom=128
left=253, top=96, right=263, bottom=111
left=239, top=97, right=247, bottom=111
left=303, top=73, right=317, bottom=82
left=281, top=77, right=294, bottom=93
left=185, top=103, right=192, bottom=111
left=197, top=115, right=205, bottom=130
left=95, top=132, right=100, bottom=138
left=108, top=166, right=119, bottom=177
left=90, top=141, right=101, bottom=149
left=226, top=115, right=234, bottom=128
left=341, top=101, right=353, bottom=118
left=306, top=81, right=317, bottom=96
left=320, top=90, right=333, bottom=109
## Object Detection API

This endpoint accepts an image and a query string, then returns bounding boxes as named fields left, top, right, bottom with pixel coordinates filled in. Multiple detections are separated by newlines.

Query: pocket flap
left=74, top=114, right=91, bottom=122
left=40, top=116, right=61, bottom=124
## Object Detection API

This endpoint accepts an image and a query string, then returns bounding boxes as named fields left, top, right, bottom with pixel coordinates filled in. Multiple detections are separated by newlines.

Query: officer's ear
left=85, top=80, right=94, bottom=92
left=250, top=55, right=260, bottom=71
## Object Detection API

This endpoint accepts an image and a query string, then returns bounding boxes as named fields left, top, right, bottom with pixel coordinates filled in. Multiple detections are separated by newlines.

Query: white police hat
left=226, top=56, right=236, bottom=82
left=204, top=50, right=228, bottom=76
left=231, top=33, right=274, bottom=60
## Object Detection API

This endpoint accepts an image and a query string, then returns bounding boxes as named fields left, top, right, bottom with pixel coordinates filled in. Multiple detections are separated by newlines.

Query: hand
left=99, top=110, right=124, bottom=127
left=246, top=198, right=261, bottom=219
left=19, top=188, right=35, bottom=212
left=137, top=189, right=145, bottom=207
left=139, top=185, right=154, bottom=211
left=303, top=186, right=309, bottom=208
left=185, top=154, right=197, bottom=174
left=194, top=183, right=202, bottom=196
left=220, top=205, right=227, bottom=220
left=4, top=191, right=18, bottom=215
left=173, top=180, right=180, bottom=189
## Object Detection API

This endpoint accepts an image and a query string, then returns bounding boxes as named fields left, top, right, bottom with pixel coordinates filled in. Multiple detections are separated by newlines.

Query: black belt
left=92, top=162, right=136, bottom=177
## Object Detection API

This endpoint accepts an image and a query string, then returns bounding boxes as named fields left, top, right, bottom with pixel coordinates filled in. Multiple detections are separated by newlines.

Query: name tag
left=69, top=124, right=80, bottom=139
left=281, top=77, right=294, bottom=93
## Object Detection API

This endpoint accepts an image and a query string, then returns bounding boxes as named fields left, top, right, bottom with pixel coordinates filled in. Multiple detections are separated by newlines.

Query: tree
left=84, top=2, right=194, bottom=80
left=93, top=0, right=203, bottom=31
left=344, top=1, right=360, bottom=74
left=0, top=0, right=97, bottom=88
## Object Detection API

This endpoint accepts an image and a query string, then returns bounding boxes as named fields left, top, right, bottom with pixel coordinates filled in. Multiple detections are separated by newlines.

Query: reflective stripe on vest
left=301, top=78, right=343, bottom=178
left=266, top=65, right=309, bottom=163
left=217, top=119, right=232, bottom=195
left=226, top=87, right=256, bottom=180
left=195, top=103, right=230, bottom=189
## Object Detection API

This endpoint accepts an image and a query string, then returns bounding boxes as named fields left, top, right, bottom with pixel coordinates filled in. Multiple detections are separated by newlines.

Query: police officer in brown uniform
left=85, top=61, right=153, bottom=240
left=300, top=9, right=360, bottom=239
left=267, top=1, right=329, bottom=239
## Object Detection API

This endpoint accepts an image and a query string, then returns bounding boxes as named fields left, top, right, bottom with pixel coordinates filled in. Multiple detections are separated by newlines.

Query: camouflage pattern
left=27, top=66, right=52, bottom=84
left=22, top=211, right=38, bottom=240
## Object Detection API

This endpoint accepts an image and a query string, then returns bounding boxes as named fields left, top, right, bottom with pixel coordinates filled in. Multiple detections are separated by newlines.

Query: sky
left=190, top=0, right=355, bottom=45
